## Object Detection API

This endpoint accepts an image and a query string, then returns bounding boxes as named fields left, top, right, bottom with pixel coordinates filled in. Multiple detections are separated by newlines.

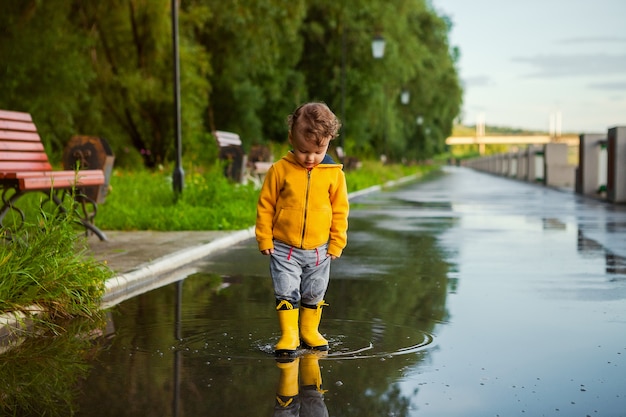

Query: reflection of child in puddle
left=274, top=353, right=328, bottom=417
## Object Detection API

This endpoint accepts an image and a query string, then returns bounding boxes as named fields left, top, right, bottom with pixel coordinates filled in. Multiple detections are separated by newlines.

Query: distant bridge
left=445, top=134, right=579, bottom=154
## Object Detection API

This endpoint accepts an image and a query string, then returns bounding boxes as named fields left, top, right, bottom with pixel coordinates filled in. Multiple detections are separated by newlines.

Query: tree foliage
left=0, top=0, right=462, bottom=167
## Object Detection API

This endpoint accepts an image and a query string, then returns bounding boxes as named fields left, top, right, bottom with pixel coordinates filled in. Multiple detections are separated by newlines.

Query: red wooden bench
left=0, top=109, right=107, bottom=240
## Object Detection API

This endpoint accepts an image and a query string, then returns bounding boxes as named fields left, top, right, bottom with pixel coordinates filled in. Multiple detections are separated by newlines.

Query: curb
left=101, top=227, right=255, bottom=308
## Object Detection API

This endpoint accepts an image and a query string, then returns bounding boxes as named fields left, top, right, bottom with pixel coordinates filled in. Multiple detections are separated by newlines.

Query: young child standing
left=256, top=102, right=349, bottom=356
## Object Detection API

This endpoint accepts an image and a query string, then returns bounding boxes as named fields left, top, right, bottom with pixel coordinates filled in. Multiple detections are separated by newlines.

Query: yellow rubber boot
left=275, top=300, right=299, bottom=356
left=299, top=300, right=329, bottom=351
left=299, top=353, right=327, bottom=394
left=275, top=358, right=300, bottom=408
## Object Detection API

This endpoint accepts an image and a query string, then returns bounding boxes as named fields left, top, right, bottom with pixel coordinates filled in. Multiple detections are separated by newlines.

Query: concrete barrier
left=576, top=133, right=606, bottom=196
left=544, top=143, right=575, bottom=188
left=529, top=146, right=543, bottom=183
left=607, top=126, right=626, bottom=203
left=461, top=125, right=625, bottom=204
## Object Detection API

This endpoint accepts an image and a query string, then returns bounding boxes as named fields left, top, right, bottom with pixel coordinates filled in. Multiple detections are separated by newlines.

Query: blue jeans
left=270, top=240, right=331, bottom=306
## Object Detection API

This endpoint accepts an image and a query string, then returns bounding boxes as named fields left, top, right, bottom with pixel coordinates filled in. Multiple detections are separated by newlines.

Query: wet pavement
left=87, top=230, right=236, bottom=275
left=7, top=166, right=626, bottom=416
left=86, top=229, right=255, bottom=307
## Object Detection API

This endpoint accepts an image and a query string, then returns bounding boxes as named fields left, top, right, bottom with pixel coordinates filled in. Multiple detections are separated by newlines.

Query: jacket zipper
left=300, top=169, right=311, bottom=247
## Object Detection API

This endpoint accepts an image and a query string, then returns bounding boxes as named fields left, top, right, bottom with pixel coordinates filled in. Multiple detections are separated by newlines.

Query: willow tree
left=73, top=1, right=212, bottom=167
left=0, top=0, right=95, bottom=157
left=0, top=1, right=213, bottom=168
left=296, top=0, right=462, bottom=160
left=0, top=0, right=460, bottom=167
left=187, top=0, right=307, bottom=148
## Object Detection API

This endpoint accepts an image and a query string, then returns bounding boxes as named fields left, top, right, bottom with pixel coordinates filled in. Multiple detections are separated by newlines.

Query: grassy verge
left=0, top=202, right=111, bottom=321
left=95, top=160, right=437, bottom=231
left=345, top=160, right=434, bottom=191
left=96, top=164, right=260, bottom=230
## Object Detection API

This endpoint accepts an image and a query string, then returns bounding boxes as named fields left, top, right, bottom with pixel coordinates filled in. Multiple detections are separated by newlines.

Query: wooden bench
left=335, top=146, right=361, bottom=171
left=213, top=130, right=273, bottom=186
left=0, top=109, right=107, bottom=240
left=214, top=130, right=245, bottom=182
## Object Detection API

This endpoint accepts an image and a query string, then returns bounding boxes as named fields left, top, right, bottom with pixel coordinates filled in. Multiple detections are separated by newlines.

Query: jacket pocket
left=274, top=207, right=303, bottom=246
left=303, top=208, right=332, bottom=248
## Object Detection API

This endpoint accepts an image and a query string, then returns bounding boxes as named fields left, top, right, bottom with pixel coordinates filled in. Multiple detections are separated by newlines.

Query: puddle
left=174, top=318, right=435, bottom=361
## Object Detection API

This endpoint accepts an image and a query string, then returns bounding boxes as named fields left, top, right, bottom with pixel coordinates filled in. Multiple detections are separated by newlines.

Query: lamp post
left=372, top=34, right=386, bottom=59
left=371, top=34, right=386, bottom=158
left=340, top=27, right=347, bottom=152
left=340, top=33, right=387, bottom=156
left=401, top=89, right=410, bottom=105
left=171, top=0, right=184, bottom=195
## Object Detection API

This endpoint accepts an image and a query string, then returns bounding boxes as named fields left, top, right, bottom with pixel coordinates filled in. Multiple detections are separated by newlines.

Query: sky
left=431, top=0, right=626, bottom=134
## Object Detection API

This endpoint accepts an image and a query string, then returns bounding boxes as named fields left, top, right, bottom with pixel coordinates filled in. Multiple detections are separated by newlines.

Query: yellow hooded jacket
left=255, top=152, right=349, bottom=257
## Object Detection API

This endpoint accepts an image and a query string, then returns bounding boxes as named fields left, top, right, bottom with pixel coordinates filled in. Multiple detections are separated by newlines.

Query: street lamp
left=339, top=33, right=386, bottom=154
left=372, top=34, right=385, bottom=59
left=371, top=34, right=387, bottom=158
left=171, top=0, right=184, bottom=195
left=401, top=89, right=410, bottom=105
left=340, top=27, right=347, bottom=152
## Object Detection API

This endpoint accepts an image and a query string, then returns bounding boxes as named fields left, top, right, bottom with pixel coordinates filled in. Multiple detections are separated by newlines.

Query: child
left=256, top=102, right=349, bottom=356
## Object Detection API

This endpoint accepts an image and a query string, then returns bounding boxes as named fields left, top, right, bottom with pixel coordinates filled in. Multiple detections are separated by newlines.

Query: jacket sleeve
left=328, top=169, right=349, bottom=257
left=255, top=165, right=279, bottom=252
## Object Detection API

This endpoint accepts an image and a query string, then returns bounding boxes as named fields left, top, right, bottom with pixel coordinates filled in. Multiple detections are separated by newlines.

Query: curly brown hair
left=287, top=102, right=342, bottom=146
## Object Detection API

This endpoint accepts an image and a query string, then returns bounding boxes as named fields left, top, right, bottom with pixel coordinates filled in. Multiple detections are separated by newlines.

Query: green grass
left=96, top=164, right=260, bottom=230
left=345, top=160, right=434, bottom=192
left=94, top=160, right=436, bottom=231
left=0, top=201, right=111, bottom=321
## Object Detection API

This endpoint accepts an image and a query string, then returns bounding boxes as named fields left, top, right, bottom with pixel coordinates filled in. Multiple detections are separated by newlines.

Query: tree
left=189, top=0, right=307, bottom=148
left=74, top=0, right=212, bottom=167
left=296, top=0, right=462, bottom=161
left=0, top=0, right=95, bottom=157
left=0, top=0, right=461, bottom=167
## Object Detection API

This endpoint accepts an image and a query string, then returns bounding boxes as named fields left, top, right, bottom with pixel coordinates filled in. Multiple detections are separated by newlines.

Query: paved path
left=87, top=228, right=255, bottom=307
left=86, top=230, right=239, bottom=274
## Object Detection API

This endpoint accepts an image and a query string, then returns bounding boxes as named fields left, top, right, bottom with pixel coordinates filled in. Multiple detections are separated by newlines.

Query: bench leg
left=1, top=187, right=108, bottom=241
left=78, top=217, right=108, bottom=241
left=0, top=187, right=26, bottom=237
left=50, top=191, right=108, bottom=241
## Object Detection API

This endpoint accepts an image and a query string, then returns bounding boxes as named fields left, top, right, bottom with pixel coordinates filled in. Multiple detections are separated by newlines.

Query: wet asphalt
left=75, top=165, right=626, bottom=417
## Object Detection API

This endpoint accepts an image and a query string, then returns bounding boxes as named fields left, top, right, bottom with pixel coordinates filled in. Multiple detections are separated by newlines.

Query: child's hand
left=327, top=254, right=337, bottom=260
left=261, top=249, right=274, bottom=256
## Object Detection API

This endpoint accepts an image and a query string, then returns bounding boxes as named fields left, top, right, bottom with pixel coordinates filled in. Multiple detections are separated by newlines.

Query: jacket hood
left=284, top=151, right=341, bottom=168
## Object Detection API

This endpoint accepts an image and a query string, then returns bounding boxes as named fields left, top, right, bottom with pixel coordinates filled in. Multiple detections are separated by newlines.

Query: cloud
left=462, top=75, right=494, bottom=87
left=587, top=81, right=626, bottom=91
left=512, top=54, right=626, bottom=78
left=557, top=37, right=626, bottom=45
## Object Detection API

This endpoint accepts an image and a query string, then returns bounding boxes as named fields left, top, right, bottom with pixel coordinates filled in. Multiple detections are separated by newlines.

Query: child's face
left=289, top=130, right=330, bottom=170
